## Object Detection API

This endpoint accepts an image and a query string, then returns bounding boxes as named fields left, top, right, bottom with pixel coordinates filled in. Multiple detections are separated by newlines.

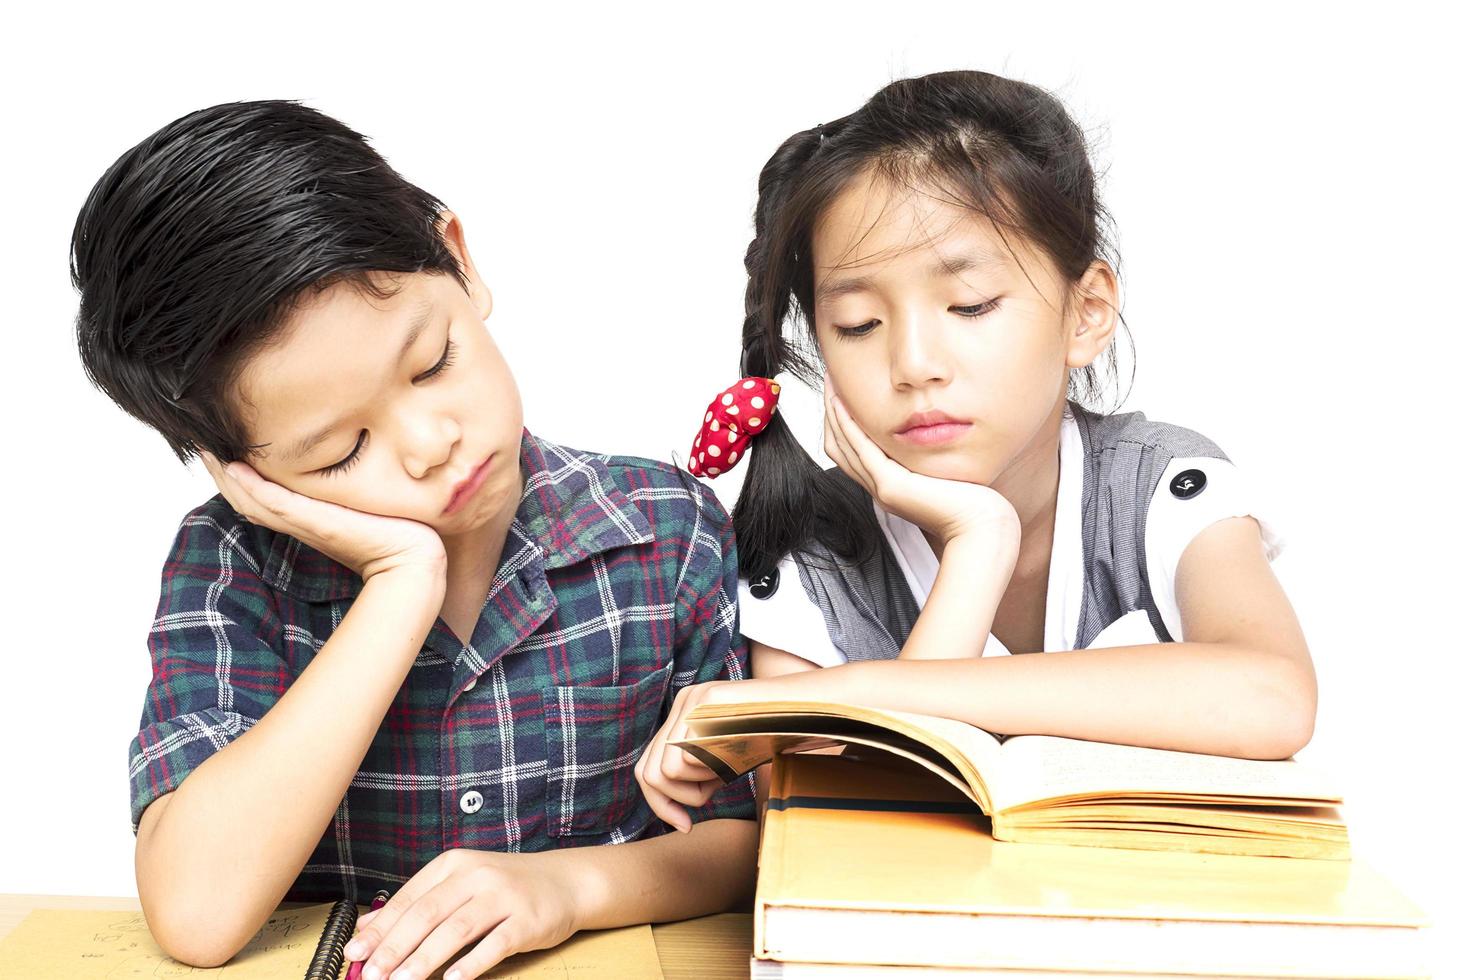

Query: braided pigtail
left=732, top=121, right=878, bottom=580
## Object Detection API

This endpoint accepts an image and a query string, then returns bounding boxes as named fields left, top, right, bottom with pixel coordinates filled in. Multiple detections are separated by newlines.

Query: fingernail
left=362, top=964, right=381, bottom=980
left=446, top=972, right=461, bottom=980
left=391, top=968, right=415, bottom=980
left=345, top=939, right=365, bottom=959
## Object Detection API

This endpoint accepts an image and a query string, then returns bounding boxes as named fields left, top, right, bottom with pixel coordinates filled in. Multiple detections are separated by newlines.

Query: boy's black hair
left=71, top=99, right=468, bottom=465
left=733, top=70, right=1134, bottom=583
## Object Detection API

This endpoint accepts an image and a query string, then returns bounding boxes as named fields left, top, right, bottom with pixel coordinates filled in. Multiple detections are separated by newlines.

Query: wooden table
left=0, top=894, right=753, bottom=979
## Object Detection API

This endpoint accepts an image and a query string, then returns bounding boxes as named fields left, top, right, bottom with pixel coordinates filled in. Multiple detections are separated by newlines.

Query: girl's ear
left=1064, top=260, right=1119, bottom=369
left=436, top=209, right=494, bottom=321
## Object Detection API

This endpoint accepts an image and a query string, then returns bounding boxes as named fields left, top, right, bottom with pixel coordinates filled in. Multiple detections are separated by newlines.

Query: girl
left=636, top=69, right=1316, bottom=831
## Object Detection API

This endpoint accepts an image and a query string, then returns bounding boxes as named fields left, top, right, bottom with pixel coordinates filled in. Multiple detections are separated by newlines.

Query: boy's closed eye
left=315, top=335, right=459, bottom=477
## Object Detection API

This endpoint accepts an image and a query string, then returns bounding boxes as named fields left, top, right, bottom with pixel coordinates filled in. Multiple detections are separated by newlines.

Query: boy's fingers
left=450, top=916, right=524, bottom=980
left=365, top=884, right=473, bottom=979
left=396, top=900, right=507, bottom=980
left=345, top=864, right=447, bottom=959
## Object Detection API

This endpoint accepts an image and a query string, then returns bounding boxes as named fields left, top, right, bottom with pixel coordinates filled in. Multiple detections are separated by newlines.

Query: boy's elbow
left=143, top=899, right=256, bottom=968
left=137, top=858, right=260, bottom=966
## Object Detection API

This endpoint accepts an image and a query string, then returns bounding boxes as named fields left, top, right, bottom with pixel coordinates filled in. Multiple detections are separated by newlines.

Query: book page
left=0, top=906, right=666, bottom=979
left=993, top=735, right=1342, bottom=813
left=678, top=731, right=982, bottom=805
left=686, top=703, right=1010, bottom=811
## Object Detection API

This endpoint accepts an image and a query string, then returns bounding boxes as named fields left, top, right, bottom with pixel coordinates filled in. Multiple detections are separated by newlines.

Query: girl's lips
left=443, top=454, right=494, bottom=515
left=894, top=421, right=972, bottom=446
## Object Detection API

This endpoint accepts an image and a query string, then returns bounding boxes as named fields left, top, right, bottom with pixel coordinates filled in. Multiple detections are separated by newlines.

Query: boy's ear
left=435, top=209, right=494, bottom=321
left=1064, top=260, right=1119, bottom=370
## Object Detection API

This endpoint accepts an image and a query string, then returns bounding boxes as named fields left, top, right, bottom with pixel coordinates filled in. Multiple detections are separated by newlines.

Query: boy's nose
left=398, top=411, right=458, bottom=479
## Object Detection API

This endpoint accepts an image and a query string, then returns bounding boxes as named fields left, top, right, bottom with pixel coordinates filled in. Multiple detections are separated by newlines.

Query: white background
left=2, top=1, right=1464, bottom=973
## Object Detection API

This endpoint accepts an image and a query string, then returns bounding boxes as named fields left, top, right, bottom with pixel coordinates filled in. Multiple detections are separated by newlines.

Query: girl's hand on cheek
left=823, top=381, right=1020, bottom=550
left=343, top=849, right=582, bottom=980
left=198, top=452, right=447, bottom=586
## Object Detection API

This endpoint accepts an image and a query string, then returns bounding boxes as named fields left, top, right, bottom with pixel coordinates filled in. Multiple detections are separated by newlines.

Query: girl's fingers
left=636, top=727, right=691, bottom=831
left=660, top=749, right=716, bottom=784
left=832, top=395, right=895, bottom=486
left=825, top=390, right=876, bottom=495
left=822, top=386, right=860, bottom=481
left=656, top=773, right=720, bottom=808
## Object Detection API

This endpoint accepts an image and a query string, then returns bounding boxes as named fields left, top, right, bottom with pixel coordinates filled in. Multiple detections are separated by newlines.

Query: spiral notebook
left=0, top=900, right=667, bottom=979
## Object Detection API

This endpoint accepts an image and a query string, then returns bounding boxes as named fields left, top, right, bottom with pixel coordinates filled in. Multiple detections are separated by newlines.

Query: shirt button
left=459, top=790, right=484, bottom=815
left=464, top=677, right=477, bottom=691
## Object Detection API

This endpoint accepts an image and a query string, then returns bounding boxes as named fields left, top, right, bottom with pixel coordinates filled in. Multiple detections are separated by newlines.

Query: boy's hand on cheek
left=823, top=381, right=1020, bottom=551
left=199, top=452, right=447, bottom=586
left=343, top=849, right=582, bottom=980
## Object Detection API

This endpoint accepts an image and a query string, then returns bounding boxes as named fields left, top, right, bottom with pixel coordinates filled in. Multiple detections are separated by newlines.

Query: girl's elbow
left=1255, top=654, right=1317, bottom=759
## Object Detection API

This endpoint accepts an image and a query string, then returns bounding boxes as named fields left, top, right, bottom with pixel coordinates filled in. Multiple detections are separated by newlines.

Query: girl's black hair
left=71, top=99, right=468, bottom=465
left=733, top=69, right=1131, bottom=582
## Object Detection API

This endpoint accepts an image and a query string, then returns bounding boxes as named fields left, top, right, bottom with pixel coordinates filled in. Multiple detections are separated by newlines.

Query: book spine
left=754, top=755, right=795, bottom=961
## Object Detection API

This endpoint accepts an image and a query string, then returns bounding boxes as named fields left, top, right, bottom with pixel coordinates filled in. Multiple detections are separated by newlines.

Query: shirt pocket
left=542, top=661, right=674, bottom=838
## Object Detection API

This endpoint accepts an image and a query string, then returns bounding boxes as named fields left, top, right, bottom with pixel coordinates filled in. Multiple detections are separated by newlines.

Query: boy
left=72, top=100, right=756, bottom=979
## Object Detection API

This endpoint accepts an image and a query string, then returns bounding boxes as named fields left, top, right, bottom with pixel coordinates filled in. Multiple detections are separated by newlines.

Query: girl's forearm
left=747, top=643, right=1316, bottom=759
left=898, top=534, right=1015, bottom=660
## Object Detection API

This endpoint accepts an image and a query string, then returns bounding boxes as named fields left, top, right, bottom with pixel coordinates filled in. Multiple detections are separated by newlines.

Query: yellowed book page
left=685, top=702, right=1009, bottom=810
left=1009, top=803, right=1347, bottom=836
left=994, top=824, right=1350, bottom=860
left=765, top=757, right=1420, bottom=926
left=992, top=734, right=1342, bottom=813
left=679, top=731, right=982, bottom=806
left=0, top=906, right=665, bottom=980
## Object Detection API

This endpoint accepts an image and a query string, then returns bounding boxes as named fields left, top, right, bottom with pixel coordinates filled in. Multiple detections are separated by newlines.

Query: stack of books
left=678, top=702, right=1428, bottom=978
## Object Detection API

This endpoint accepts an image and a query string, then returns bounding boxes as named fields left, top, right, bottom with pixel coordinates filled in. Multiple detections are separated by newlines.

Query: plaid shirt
left=128, top=428, right=755, bottom=901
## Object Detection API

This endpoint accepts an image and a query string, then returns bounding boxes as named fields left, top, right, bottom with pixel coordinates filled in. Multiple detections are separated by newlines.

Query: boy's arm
left=136, top=564, right=443, bottom=967
left=134, top=458, right=451, bottom=968
left=344, top=473, right=760, bottom=980
left=344, top=819, right=757, bottom=980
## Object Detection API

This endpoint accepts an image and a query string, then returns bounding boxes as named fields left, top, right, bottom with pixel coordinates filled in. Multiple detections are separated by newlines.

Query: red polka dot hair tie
left=687, top=377, right=782, bottom=478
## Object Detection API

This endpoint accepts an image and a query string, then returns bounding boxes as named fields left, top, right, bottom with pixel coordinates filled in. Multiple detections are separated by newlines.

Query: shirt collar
left=261, top=427, right=654, bottom=603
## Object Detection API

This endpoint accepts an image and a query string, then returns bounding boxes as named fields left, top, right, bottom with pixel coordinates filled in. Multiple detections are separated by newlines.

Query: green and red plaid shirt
left=128, top=428, right=755, bottom=901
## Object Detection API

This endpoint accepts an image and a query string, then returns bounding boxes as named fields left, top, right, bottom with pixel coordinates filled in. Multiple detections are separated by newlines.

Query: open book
left=675, top=700, right=1348, bottom=859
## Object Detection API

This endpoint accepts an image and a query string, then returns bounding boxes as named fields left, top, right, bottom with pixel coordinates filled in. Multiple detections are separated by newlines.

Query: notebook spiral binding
left=304, top=898, right=359, bottom=980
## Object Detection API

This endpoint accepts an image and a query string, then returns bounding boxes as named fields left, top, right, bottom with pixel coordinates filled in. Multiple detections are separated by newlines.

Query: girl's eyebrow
left=274, top=299, right=436, bottom=464
left=815, top=249, right=1004, bottom=304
